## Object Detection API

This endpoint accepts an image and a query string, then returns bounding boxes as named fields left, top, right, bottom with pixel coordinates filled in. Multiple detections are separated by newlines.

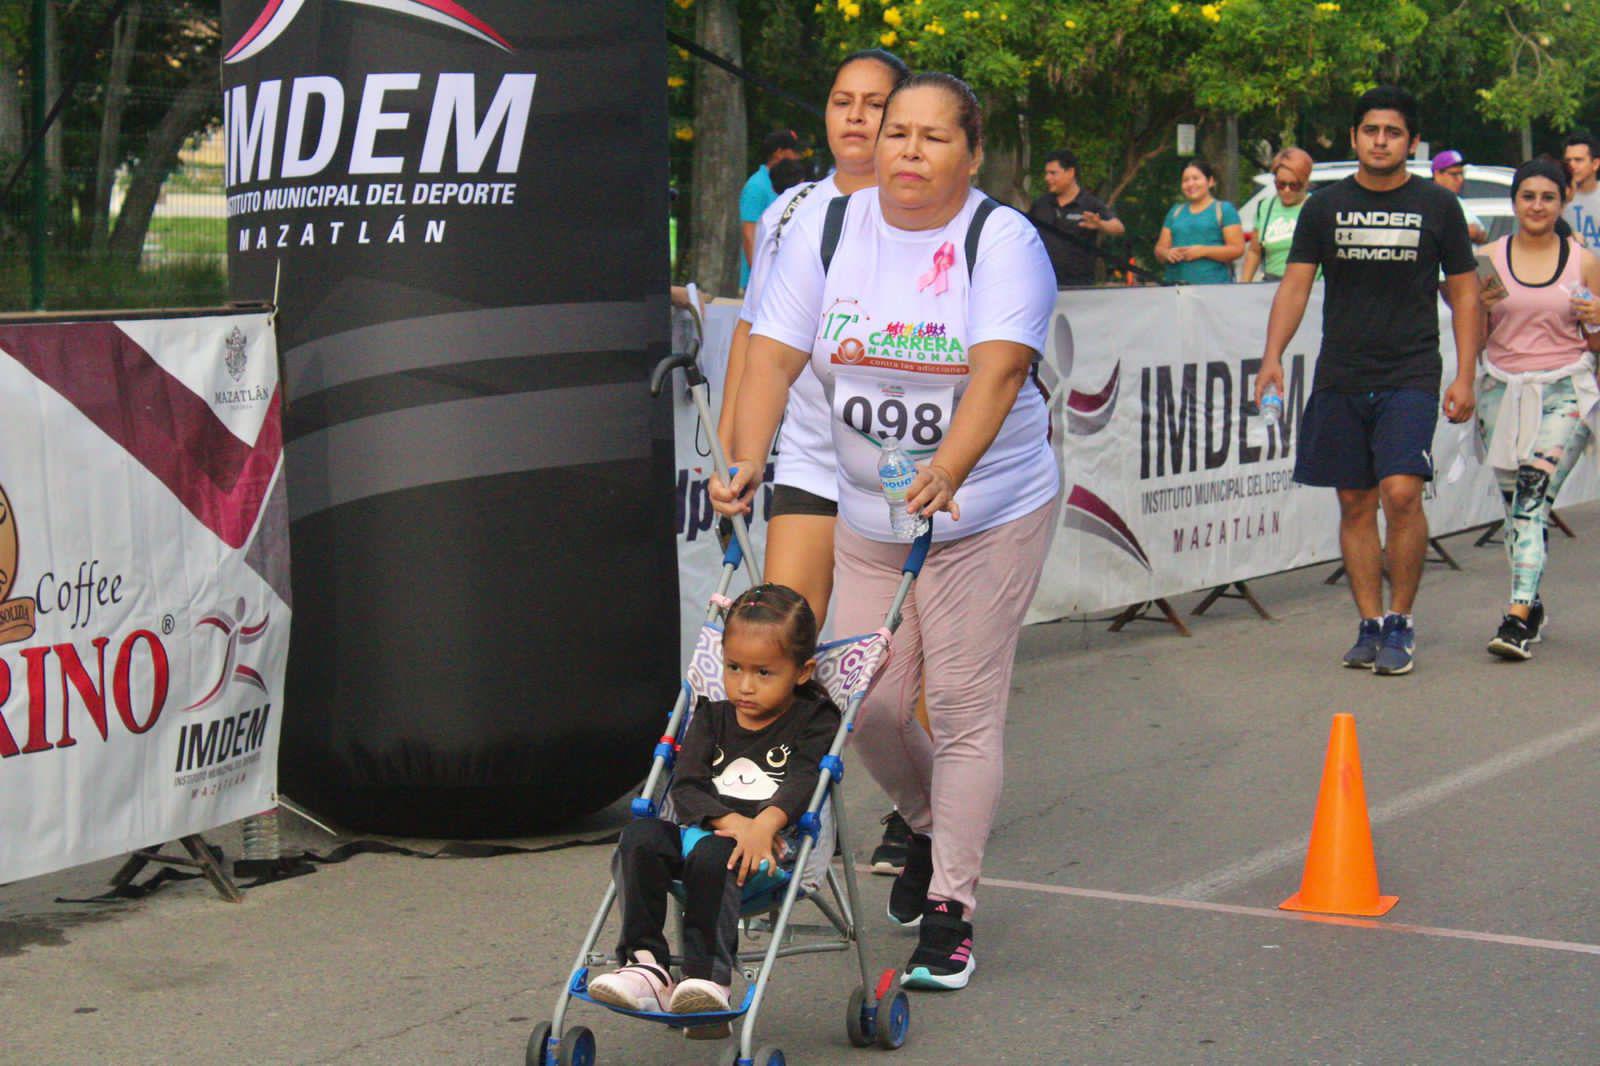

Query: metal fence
left=1, top=2, right=226, bottom=313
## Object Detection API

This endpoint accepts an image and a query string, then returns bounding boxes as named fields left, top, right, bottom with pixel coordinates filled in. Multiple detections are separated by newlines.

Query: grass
left=145, top=215, right=226, bottom=257
left=0, top=255, right=228, bottom=313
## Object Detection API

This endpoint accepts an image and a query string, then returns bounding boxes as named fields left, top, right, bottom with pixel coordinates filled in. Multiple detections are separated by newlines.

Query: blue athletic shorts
left=1293, top=387, right=1437, bottom=490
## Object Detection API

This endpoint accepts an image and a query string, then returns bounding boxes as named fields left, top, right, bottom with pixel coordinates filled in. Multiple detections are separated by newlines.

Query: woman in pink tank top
left=1477, top=157, right=1600, bottom=660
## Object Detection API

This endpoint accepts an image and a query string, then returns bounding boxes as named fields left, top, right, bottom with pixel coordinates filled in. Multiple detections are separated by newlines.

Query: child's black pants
left=612, top=818, right=741, bottom=984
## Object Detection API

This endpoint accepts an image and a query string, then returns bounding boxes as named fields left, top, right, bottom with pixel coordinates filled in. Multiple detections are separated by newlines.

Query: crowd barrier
left=670, top=284, right=1600, bottom=653
left=0, top=308, right=289, bottom=883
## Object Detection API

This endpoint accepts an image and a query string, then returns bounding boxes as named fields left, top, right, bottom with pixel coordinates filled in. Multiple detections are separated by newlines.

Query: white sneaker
left=668, top=977, right=732, bottom=1014
left=588, top=952, right=674, bottom=1012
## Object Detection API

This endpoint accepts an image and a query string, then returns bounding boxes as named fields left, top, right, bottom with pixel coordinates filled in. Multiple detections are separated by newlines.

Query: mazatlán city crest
left=0, top=481, right=37, bottom=646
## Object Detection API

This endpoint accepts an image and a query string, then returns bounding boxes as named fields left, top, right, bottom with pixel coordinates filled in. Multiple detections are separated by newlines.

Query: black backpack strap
left=771, top=181, right=818, bottom=251
left=965, top=197, right=1001, bottom=280
left=820, top=195, right=850, bottom=275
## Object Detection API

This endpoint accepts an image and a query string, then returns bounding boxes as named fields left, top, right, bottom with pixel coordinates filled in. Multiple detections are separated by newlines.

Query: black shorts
left=1293, top=387, right=1437, bottom=490
left=770, top=484, right=838, bottom=519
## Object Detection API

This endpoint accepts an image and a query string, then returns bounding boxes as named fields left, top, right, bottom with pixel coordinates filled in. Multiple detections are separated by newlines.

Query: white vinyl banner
left=0, top=310, right=290, bottom=883
left=673, top=286, right=1600, bottom=649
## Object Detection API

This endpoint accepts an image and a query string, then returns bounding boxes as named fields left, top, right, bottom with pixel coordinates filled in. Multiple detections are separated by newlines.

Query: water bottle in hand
left=1259, top=384, right=1285, bottom=424
left=878, top=438, right=930, bottom=540
left=1567, top=282, right=1600, bottom=334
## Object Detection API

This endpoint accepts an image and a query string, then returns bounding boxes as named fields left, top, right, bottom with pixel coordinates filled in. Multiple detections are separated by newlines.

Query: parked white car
left=1239, top=161, right=1517, bottom=249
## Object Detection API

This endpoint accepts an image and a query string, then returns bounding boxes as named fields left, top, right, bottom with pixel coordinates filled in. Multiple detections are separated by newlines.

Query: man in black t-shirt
left=1027, top=149, right=1125, bottom=287
left=1256, top=86, right=1479, bottom=677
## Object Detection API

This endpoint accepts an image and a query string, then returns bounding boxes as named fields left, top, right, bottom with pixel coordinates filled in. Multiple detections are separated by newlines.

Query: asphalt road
left=3, top=507, right=1598, bottom=1065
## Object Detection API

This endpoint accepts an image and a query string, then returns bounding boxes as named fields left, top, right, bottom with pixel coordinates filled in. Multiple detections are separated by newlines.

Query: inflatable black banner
left=222, top=0, right=675, bottom=833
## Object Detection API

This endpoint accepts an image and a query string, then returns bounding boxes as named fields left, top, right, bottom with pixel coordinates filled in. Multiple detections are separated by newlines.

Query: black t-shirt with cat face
left=669, top=681, right=840, bottom=828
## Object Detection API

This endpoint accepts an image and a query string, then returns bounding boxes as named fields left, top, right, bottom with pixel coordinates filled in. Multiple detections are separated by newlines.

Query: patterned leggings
left=1476, top=376, right=1592, bottom=605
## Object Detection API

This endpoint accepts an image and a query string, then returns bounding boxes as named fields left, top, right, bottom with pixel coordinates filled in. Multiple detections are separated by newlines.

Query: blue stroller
left=526, top=327, right=925, bottom=1066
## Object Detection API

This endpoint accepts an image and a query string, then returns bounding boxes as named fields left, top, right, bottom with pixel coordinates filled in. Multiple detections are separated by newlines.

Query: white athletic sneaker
left=668, top=977, right=733, bottom=1014
left=587, top=952, right=674, bottom=1012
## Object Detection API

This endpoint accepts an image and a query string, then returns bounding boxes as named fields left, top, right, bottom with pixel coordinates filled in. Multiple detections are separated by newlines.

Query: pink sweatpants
left=832, top=498, right=1058, bottom=913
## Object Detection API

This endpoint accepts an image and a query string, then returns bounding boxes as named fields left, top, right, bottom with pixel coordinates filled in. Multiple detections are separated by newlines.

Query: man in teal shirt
left=740, top=130, right=800, bottom=288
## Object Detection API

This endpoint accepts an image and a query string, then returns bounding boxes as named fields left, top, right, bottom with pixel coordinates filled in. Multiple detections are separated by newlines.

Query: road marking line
left=979, top=876, right=1600, bottom=958
left=1156, top=713, right=1600, bottom=902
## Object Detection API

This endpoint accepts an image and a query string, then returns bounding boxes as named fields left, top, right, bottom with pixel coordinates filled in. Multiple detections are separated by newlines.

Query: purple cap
left=1431, top=149, right=1465, bottom=174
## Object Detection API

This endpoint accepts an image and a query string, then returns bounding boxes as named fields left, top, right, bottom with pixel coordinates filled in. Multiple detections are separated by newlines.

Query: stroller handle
left=902, top=524, right=933, bottom=575
left=649, top=352, right=705, bottom=397
left=720, top=466, right=748, bottom=571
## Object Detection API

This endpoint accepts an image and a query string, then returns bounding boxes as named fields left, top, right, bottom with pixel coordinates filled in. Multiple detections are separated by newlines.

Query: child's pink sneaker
left=587, top=952, right=674, bottom=1013
left=668, top=977, right=733, bottom=1014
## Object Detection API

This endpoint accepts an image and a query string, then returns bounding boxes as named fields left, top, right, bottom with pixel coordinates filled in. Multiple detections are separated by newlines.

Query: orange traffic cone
left=1279, top=713, right=1398, bottom=916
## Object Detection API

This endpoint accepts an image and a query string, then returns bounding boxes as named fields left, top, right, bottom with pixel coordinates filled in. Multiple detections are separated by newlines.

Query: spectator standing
left=1431, top=149, right=1489, bottom=244
left=768, top=157, right=807, bottom=199
left=1257, top=86, right=1479, bottom=676
left=1026, top=149, right=1125, bottom=287
left=1154, top=160, right=1245, bottom=284
left=1242, top=148, right=1314, bottom=282
left=1561, top=132, right=1600, bottom=246
left=740, top=130, right=801, bottom=288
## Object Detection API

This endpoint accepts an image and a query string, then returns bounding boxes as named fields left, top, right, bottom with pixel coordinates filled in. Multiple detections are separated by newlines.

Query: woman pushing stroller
left=713, top=71, right=1060, bottom=991
left=587, top=585, right=840, bottom=1017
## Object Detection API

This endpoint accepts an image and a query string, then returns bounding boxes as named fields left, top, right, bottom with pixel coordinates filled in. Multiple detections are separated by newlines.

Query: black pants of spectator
left=611, top=818, right=741, bottom=984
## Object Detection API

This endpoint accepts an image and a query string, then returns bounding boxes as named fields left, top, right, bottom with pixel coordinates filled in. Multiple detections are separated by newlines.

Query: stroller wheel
left=874, top=989, right=911, bottom=1050
left=755, top=1046, right=786, bottom=1065
left=556, top=1025, right=596, bottom=1066
left=845, top=986, right=877, bottom=1047
left=525, top=1022, right=553, bottom=1066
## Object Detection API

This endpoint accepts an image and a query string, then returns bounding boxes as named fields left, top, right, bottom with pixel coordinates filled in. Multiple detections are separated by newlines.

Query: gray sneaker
left=1342, top=618, right=1383, bottom=669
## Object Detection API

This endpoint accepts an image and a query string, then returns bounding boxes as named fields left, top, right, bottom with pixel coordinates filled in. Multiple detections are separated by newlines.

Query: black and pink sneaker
left=900, top=898, right=975, bottom=990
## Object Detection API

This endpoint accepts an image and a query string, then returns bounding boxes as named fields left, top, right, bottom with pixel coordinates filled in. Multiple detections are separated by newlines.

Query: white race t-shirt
left=1565, top=183, right=1600, bottom=247
left=741, top=177, right=840, bottom=501
left=754, top=186, right=1060, bottom=542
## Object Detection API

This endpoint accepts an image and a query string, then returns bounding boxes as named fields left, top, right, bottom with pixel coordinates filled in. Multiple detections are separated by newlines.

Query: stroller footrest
left=569, top=988, right=749, bottom=1028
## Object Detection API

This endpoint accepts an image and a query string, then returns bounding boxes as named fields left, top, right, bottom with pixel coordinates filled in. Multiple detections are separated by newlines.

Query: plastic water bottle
left=878, top=438, right=929, bottom=539
left=1259, top=384, right=1285, bottom=424
left=1567, top=282, right=1600, bottom=334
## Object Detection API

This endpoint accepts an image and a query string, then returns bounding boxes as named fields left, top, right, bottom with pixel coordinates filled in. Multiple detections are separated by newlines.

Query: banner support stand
left=1426, top=536, right=1462, bottom=570
left=1324, top=537, right=1461, bottom=585
left=1191, top=581, right=1271, bottom=620
left=110, top=835, right=242, bottom=903
left=1474, top=510, right=1575, bottom=548
left=1107, top=599, right=1191, bottom=637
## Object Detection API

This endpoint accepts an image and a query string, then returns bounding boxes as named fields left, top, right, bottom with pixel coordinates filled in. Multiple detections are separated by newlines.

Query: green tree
left=1432, top=0, right=1600, bottom=149
left=1, top=3, right=221, bottom=280
left=670, top=0, right=1600, bottom=276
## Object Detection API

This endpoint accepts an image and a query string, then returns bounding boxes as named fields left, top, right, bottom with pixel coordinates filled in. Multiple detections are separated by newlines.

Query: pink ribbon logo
left=917, top=242, right=956, bottom=295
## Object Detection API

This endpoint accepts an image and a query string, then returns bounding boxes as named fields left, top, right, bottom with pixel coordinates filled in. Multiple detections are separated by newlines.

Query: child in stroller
left=588, top=584, right=841, bottom=1018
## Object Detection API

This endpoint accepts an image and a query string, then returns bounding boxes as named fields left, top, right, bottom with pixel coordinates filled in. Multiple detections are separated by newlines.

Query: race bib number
left=833, top=376, right=953, bottom=457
